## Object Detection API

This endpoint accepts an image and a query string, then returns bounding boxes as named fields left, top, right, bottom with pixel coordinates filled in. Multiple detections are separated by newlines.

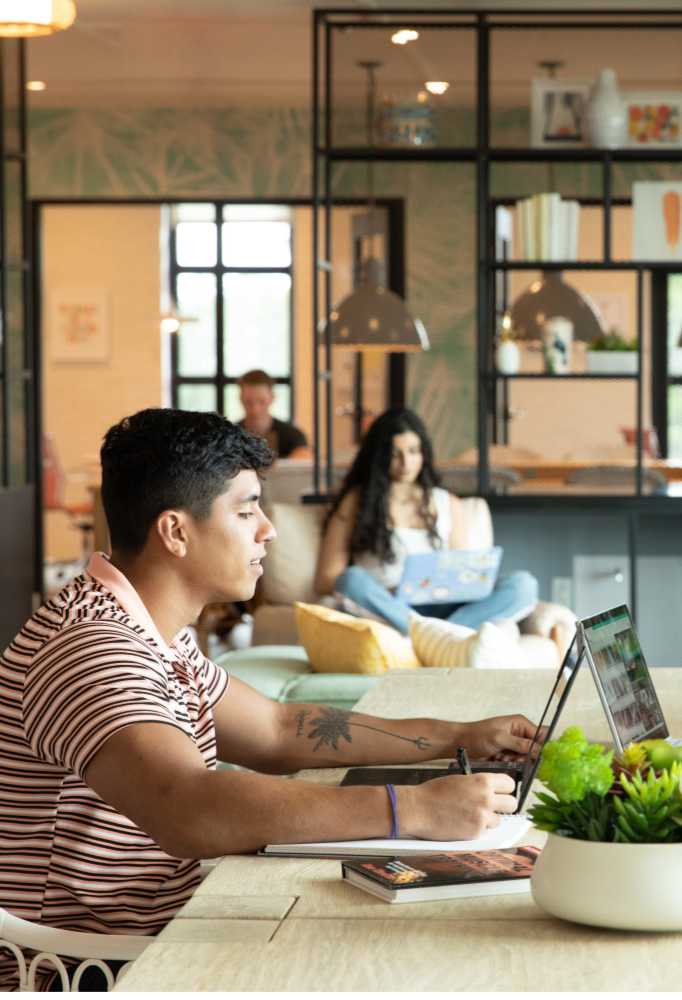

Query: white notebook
left=261, top=813, right=530, bottom=859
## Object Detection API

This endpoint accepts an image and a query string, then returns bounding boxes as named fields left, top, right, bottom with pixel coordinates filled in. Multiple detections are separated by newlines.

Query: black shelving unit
left=313, top=8, right=682, bottom=618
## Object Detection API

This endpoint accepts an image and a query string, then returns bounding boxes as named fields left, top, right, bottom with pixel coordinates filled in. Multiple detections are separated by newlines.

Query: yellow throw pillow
left=295, top=602, right=421, bottom=675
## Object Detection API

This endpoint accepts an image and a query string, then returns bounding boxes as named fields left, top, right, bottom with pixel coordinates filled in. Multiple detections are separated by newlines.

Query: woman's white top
left=353, top=487, right=452, bottom=590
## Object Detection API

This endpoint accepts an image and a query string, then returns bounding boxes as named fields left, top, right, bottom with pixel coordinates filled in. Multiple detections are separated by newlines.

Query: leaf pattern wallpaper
left=28, top=105, right=680, bottom=458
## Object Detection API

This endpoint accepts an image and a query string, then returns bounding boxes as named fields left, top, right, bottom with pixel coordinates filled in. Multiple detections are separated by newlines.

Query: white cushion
left=409, top=612, right=522, bottom=669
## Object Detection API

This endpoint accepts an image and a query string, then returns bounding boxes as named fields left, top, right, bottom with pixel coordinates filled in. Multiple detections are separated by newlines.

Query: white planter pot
left=531, top=832, right=682, bottom=931
left=586, top=68, right=627, bottom=149
left=586, top=350, right=638, bottom=374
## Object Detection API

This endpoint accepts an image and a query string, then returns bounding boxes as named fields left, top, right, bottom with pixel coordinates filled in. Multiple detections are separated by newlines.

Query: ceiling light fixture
left=391, top=28, right=419, bottom=45
left=425, top=81, right=450, bottom=96
left=26, top=81, right=47, bottom=92
left=0, top=0, right=76, bottom=37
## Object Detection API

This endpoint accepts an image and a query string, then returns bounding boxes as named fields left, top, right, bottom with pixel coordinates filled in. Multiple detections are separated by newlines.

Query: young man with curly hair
left=0, top=407, right=538, bottom=986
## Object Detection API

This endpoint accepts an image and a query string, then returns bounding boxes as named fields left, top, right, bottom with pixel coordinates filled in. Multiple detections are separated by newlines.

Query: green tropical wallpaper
left=28, top=106, right=682, bottom=459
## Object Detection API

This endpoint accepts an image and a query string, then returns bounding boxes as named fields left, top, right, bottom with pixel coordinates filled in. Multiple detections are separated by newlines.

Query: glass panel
left=505, top=380, right=640, bottom=496
left=224, top=204, right=291, bottom=223
left=3, top=39, right=22, bottom=154
left=222, top=221, right=292, bottom=268
left=667, top=274, right=682, bottom=377
left=668, top=386, right=682, bottom=460
left=223, top=273, right=291, bottom=377
left=332, top=24, right=476, bottom=147
left=177, top=383, right=218, bottom=413
left=6, top=265, right=26, bottom=486
left=224, top=382, right=291, bottom=423
left=175, top=222, right=217, bottom=267
left=176, top=273, right=217, bottom=377
left=174, top=203, right=216, bottom=222
left=5, top=160, right=23, bottom=266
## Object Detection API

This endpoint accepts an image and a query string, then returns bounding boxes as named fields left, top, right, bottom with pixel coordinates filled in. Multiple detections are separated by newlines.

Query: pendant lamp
left=509, top=270, right=604, bottom=342
left=0, top=1, right=76, bottom=37
left=322, top=61, right=429, bottom=353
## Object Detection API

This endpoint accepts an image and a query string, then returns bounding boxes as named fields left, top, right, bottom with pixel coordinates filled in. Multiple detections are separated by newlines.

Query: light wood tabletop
left=114, top=667, right=682, bottom=992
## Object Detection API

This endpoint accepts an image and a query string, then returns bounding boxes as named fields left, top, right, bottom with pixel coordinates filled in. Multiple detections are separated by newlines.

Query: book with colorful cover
left=342, top=846, right=541, bottom=903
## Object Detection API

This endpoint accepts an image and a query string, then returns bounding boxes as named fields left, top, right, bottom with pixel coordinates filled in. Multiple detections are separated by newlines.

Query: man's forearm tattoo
left=298, top=706, right=432, bottom=753
left=295, top=709, right=310, bottom=737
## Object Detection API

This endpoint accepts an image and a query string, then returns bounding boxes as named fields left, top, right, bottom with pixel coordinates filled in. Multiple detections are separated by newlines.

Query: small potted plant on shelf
left=586, top=327, right=639, bottom=374
left=529, top=726, right=682, bottom=930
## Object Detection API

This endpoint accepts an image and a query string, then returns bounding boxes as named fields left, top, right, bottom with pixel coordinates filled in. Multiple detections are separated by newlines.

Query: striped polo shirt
left=0, top=553, right=228, bottom=989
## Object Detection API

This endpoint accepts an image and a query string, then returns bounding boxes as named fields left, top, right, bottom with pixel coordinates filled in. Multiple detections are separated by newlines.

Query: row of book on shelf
left=497, top=193, right=580, bottom=262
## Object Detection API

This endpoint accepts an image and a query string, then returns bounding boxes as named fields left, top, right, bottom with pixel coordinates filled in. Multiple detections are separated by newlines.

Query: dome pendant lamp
left=0, top=1, right=76, bottom=37
left=323, top=61, right=429, bottom=353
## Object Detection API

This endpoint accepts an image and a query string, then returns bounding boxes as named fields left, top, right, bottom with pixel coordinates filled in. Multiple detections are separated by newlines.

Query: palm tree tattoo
left=304, top=707, right=431, bottom=753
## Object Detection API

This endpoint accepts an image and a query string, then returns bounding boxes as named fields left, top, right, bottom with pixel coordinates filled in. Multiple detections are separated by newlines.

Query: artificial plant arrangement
left=529, top=726, right=682, bottom=843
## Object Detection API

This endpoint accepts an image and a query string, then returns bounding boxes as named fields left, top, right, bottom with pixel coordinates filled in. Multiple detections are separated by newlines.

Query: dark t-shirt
left=239, top=417, right=308, bottom=458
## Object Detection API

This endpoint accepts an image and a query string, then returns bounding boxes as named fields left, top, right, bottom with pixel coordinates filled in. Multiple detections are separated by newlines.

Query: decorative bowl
left=531, top=832, right=682, bottom=931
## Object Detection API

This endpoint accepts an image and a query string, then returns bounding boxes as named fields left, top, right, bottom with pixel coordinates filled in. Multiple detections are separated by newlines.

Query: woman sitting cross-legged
left=314, top=407, right=538, bottom=636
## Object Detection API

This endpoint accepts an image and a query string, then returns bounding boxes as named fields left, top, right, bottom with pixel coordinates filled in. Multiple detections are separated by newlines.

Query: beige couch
left=253, top=499, right=576, bottom=670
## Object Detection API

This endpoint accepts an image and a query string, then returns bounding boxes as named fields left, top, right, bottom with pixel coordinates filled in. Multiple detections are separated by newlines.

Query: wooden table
left=114, top=667, right=682, bottom=992
left=450, top=452, right=682, bottom=484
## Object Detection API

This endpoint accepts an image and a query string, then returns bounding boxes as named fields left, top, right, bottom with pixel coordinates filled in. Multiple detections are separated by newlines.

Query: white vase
left=586, top=69, right=626, bottom=149
left=531, top=832, right=682, bottom=931
left=495, top=339, right=520, bottom=375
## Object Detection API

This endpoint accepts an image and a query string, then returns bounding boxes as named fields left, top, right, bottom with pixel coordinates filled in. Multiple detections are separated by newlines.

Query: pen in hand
left=457, top=745, right=472, bottom=775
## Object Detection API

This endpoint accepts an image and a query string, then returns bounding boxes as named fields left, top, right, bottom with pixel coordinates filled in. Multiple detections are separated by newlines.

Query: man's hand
left=459, top=714, right=545, bottom=761
left=400, top=772, right=517, bottom=841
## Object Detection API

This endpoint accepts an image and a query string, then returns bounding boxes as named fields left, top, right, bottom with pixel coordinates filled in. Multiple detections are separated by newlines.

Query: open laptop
left=395, top=546, right=503, bottom=606
left=579, top=604, right=679, bottom=752
left=340, top=631, right=583, bottom=816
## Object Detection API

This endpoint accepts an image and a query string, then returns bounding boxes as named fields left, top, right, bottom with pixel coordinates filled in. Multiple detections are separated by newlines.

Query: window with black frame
left=652, top=272, right=682, bottom=459
left=169, top=202, right=294, bottom=421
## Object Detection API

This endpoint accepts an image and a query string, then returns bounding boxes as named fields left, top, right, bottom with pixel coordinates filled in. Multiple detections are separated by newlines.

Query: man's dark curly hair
left=101, top=408, right=273, bottom=554
left=327, top=407, right=441, bottom=564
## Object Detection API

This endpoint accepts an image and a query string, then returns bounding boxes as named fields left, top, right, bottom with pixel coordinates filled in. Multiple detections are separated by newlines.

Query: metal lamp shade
left=322, top=258, right=429, bottom=352
left=510, top=271, right=604, bottom=342
left=0, top=0, right=76, bottom=36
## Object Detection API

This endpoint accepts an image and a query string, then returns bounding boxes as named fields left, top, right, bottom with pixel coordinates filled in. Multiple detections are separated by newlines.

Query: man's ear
left=155, top=509, right=190, bottom=558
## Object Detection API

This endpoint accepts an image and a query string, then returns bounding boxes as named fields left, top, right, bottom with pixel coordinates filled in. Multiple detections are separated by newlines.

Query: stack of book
left=342, top=846, right=541, bottom=903
left=513, top=193, right=580, bottom=261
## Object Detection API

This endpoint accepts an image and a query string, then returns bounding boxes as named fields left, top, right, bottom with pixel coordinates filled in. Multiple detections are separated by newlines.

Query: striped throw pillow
left=409, top=613, right=521, bottom=669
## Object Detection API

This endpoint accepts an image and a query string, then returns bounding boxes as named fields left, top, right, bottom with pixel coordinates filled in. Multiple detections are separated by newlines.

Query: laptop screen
left=580, top=605, right=668, bottom=747
left=516, top=632, right=582, bottom=810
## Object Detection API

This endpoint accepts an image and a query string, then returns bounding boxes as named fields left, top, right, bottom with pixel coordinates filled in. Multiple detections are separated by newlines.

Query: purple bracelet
left=386, top=783, right=399, bottom=839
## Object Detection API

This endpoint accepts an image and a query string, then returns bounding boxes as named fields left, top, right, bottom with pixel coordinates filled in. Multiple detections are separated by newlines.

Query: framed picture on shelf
left=632, top=181, right=682, bottom=261
left=624, top=91, right=682, bottom=148
left=530, top=79, right=590, bottom=148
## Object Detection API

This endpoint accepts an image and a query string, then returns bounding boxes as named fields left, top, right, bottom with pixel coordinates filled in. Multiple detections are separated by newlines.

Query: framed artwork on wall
left=632, top=181, right=682, bottom=261
left=530, top=79, right=590, bottom=148
left=624, top=92, right=682, bottom=148
left=49, top=288, right=110, bottom=363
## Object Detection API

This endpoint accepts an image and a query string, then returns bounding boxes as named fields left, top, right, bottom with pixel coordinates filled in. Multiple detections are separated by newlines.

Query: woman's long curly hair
left=327, top=407, right=442, bottom=564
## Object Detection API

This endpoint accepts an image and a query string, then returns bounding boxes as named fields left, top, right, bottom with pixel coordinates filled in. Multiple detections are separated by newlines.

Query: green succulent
left=613, top=762, right=682, bottom=843
left=529, top=727, right=682, bottom=843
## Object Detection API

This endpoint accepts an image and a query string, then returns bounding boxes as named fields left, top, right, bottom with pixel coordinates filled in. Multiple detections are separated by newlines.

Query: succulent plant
left=529, top=728, right=682, bottom=843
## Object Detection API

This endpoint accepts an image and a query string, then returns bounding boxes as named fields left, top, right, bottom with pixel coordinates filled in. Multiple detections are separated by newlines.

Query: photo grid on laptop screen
left=580, top=605, right=668, bottom=746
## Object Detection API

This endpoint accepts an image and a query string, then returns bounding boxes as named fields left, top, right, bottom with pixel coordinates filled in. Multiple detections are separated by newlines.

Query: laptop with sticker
left=395, top=546, right=503, bottom=606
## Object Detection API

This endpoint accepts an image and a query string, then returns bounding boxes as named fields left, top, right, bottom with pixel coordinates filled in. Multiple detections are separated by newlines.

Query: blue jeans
left=334, top=565, right=539, bottom=636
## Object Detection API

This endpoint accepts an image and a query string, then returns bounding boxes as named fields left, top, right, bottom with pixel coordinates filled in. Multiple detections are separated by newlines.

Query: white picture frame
left=632, top=181, right=682, bottom=261
left=50, top=288, right=110, bottom=364
left=624, top=91, right=682, bottom=149
left=530, top=79, right=590, bottom=148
